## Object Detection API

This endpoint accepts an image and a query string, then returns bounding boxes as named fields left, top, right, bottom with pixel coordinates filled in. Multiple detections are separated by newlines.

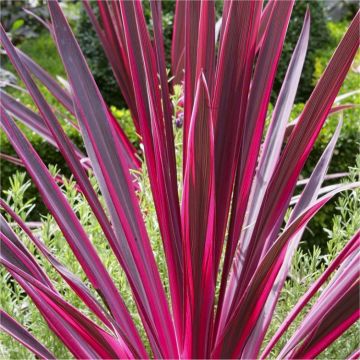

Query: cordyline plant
left=0, top=0, right=359, bottom=359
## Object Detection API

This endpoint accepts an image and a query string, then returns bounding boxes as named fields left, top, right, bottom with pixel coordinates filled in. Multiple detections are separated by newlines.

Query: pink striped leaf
left=171, top=0, right=186, bottom=84
left=0, top=153, right=24, bottom=167
left=0, top=27, right=122, bottom=253
left=182, top=0, right=201, bottom=165
left=17, top=47, right=139, bottom=170
left=218, top=8, right=309, bottom=328
left=18, top=49, right=73, bottom=112
left=117, top=1, right=184, bottom=352
left=256, top=0, right=275, bottom=52
left=0, top=310, right=55, bottom=359
left=279, top=253, right=359, bottom=359
left=212, top=0, right=263, bottom=270
left=296, top=172, right=349, bottom=187
left=181, top=74, right=215, bottom=358
left=48, top=2, right=177, bottom=357
left=82, top=0, right=139, bottom=131
left=1, top=90, right=84, bottom=157
left=214, top=1, right=294, bottom=336
left=1, top=199, right=115, bottom=331
left=0, top=215, right=53, bottom=290
left=285, top=103, right=355, bottom=138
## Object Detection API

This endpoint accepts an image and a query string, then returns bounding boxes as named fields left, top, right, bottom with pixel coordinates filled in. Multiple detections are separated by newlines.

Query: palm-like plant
left=0, top=1, right=359, bottom=358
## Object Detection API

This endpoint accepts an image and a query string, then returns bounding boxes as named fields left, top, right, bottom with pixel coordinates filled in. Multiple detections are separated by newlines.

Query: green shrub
left=0, top=0, right=48, bottom=44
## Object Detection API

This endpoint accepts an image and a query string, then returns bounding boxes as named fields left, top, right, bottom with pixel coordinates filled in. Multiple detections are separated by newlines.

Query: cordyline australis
left=0, top=0, right=359, bottom=359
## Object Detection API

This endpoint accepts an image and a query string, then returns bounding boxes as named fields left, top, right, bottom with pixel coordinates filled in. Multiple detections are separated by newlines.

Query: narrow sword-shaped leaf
left=1, top=255, right=132, bottom=359
left=256, top=0, right=275, bottom=52
left=22, top=7, right=52, bottom=33
left=279, top=255, right=359, bottom=359
left=215, top=0, right=294, bottom=336
left=82, top=0, right=140, bottom=132
left=1, top=90, right=60, bottom=146
left=296, top=172, right=349, bottom=186
left=0, top=27, right=122, bottom=266
left=0, top=215, right=54, bottom=290
left=149, top=1, right=186, bottom=343
left=0, top=153, right=23, bottom=167
left=212, top=0, right=262, bottom=276
left=18, top=49, right=73, bottom=112
left=195, top=0, right=215, bottom=95
left=17, top=48, right=140, bottom=170
left=171, top=0, right=186, bottom=84
left=182, top=74, right=215, bottom=358
left=228, top=0, right=295, bottom=269
left=0, top=310, right=55, bottom=359
left=182, top=0, right=201, bottom=169
left=285, top=103, right=355, bottom=138
left=117, top=0, right=185, bottom=352
left=1, top=90, right=85, bottom=159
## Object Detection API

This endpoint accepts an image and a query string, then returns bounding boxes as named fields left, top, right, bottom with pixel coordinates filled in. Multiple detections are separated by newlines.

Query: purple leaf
left=0, top=310, right=55, bottom=359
